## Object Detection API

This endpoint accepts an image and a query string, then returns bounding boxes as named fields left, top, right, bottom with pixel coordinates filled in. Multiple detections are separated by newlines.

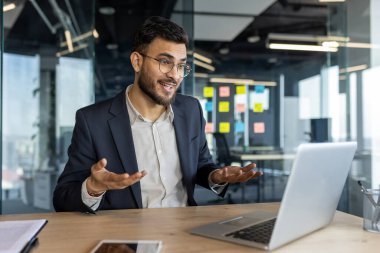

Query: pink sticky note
left=219, top=86, right=230, bottom=97
left=205, top=122, right=214, bottom=133
left=254, top=122, right=265, bottom=134
left=236, top=103, right=245, bottom=113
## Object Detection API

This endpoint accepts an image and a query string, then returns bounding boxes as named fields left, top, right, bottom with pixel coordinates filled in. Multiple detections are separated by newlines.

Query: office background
left=1, top=0, right=379, bottom=216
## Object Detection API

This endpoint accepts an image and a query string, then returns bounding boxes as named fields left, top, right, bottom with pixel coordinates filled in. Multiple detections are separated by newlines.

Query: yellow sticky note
left=236, top=85, right=246, bottom=94
left=253, top=103, right=264, bottom=113
left=219, top=122, right=230, bottom=133
left=219, top=101, right=230, bottom=112
left=203, top=87, right=214, bottom=98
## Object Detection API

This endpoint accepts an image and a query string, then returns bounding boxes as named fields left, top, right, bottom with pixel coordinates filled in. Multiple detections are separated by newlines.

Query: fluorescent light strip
left=269, top=43, right=338, bottom=52
left=194, top=59, right=215, bottom=72
left=319, top=0, right=345, bottom=2
left=268, top=33, right=349, bottom=43
left=339, top=42, right=380, bottom=49
left=64, top=30, right=74, bottom=52
left=194, top=52, right=212, bottom=64
left=339, top=64, right=368, bottom=73
left=3, top=3, right=16, bottom=12
left=194, top=73, right=209, bottom=78
left=93, top=29, right=99, bottom=39
left=56, top=43, right=88, bottom=57
left=60, top=31, right=93, bottom=47
left=210, top=78, right=277, bottom=86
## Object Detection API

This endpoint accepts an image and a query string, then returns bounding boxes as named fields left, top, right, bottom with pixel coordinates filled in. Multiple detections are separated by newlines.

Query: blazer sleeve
left=53, top=109, right=99, bottom=212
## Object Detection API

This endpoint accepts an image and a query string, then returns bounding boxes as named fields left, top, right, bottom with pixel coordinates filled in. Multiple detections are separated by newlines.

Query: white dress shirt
left=82, top=85, right=226, bottom=210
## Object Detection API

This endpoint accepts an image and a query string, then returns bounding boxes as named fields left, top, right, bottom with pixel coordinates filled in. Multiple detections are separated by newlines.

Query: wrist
left=86, top=177, right=106, bottom=197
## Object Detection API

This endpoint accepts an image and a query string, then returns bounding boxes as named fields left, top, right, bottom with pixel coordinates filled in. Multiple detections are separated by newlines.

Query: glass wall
left=1, top=0, right=380, bottom=216
left=1, top=0, right=94, bottom=214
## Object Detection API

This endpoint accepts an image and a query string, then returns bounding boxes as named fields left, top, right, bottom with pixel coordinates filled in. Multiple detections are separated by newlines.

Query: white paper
left=0, top=219, right=47, bottom=253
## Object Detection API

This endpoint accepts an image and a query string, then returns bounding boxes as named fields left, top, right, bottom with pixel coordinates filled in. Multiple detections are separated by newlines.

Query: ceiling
left=3, top=0, right=343, bottom=98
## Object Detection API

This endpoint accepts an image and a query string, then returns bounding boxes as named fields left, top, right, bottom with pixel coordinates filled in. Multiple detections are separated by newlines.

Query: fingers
left=90, top=158, right=147, bottom=190
left=103, top=170, right=147, bottom=190
left=92, top=158, right=108, bottom=173
left=220, top=165, right=263, bottom=183
left=241, top=163, right=256, bottom=172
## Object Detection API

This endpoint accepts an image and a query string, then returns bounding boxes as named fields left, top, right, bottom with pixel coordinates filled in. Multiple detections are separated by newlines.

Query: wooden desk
left=1, top=203, right=378, bottom=253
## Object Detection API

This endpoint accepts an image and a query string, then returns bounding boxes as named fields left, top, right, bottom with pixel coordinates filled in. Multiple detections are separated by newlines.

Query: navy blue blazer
left=53, top=88, right=223, bottom=212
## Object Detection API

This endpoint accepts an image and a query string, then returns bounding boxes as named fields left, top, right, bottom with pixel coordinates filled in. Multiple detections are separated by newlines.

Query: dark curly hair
left=132, top=16, right=189, bottom=53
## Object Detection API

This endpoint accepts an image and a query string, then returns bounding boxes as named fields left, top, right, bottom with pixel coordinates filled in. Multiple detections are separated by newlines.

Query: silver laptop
left=191, top=142, right=357, bottom=251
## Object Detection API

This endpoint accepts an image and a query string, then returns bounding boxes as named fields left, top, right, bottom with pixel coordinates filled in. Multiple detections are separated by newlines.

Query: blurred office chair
left=212, top=132, right=242, bottom=167
left=211, top=132, right=260, bottom=203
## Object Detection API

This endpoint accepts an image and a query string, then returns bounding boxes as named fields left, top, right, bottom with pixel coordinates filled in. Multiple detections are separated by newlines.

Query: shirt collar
left=125, top=84, right=174, bottom=124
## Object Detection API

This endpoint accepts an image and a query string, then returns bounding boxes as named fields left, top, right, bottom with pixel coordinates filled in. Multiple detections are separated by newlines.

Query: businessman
left=53, top=16, right=262, bottom=212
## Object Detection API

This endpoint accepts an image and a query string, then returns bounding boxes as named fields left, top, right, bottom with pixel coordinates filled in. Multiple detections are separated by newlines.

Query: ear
left=130, top=52, right=142, bottom=72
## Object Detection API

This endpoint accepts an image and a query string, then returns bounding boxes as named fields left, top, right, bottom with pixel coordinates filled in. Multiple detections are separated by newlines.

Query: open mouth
left=159, top=80, right=176, bottom=92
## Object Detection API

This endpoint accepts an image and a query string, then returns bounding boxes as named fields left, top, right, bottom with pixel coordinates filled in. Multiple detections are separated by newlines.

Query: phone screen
left=91, top=240, right=162, bottom=253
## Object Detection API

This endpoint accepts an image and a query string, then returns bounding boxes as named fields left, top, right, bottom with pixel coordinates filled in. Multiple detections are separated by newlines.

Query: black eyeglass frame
left=139, top=53, right=192, bottom=78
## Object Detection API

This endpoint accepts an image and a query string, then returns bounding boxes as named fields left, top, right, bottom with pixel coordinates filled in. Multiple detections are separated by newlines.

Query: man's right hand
left=86, top=158, right=147, bottom=196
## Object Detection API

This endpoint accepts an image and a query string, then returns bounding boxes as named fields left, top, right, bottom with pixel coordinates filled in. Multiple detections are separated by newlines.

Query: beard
left=137, top=68, right=177, bottom=106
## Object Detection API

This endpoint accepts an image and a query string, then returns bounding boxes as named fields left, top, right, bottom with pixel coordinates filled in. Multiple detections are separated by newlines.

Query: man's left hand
left=210, top=163, right=262, bottom=184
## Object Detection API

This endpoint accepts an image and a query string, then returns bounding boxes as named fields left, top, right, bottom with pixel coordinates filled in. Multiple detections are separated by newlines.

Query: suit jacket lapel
left=107, top=89, right=142, bottom=208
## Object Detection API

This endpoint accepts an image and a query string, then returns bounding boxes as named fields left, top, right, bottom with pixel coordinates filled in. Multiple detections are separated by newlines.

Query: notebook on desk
left=0, top=219, right=47, bottom=253
left=191, top=142, right=357, bottom=251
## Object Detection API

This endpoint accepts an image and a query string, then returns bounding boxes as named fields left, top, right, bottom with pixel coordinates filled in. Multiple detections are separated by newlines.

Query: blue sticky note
left=235, top=122, right=245, bottom=133
left=255, top=85, right=265, bottom=93
left=205, top=101, right=213, bottom=112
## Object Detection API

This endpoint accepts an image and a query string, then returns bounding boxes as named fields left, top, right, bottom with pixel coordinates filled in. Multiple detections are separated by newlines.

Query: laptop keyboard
left=225, top=218, right=276, bottom=244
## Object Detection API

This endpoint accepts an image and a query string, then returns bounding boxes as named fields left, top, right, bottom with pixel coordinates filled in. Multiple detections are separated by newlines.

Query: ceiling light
left=322, top=41, right=340, bottom=48
left=99, top=6, right=115, bottom=15
left=319, top=0, right=345, bottom=2
left=56, top=43, right=88, bottom=57
left=268, top=43, right=338, bottom=52
left=64, top=30, right=74, bottom=52
left=194, top=52, right=212, bottom=64
left=93, top=29, right=99, bottom=39
left=219, top=47, right=229, bottom=55
left=60, top=30, right=94, bottom=47
left=209, top=78, right=277, bottom=86
left=268, top=33, right=349, bottom=43
left=3, top=3, right=16, bottom=12
left=194, top=73, right=209, bottom=78
left=339, top=64, right=368, bottom=73
left=194, top=60, right=215, bottom=72
left=247, top=35, right=260, bottom=43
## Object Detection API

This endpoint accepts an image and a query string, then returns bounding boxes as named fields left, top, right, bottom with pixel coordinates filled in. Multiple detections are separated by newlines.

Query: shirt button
left=158, top=150, right=162, bottom=154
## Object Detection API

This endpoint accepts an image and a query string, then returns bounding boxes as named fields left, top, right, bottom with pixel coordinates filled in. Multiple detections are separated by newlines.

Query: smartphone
left=90, top=240, right=163, bottom=253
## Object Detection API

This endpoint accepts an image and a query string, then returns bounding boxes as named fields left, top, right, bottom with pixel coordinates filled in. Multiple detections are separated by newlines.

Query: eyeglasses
left=139, top=53, right=191, bottom=78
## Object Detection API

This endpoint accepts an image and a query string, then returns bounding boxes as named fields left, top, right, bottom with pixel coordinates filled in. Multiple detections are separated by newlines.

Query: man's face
left=137, top=37, right=187, bottom=106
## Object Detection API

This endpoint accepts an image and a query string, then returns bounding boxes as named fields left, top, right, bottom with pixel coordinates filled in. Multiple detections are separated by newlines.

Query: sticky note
left=219, top=86, right=230, bottom=97
left=205, top=101, right=213, bottom=112
left=235, top=122, right=245, bottom=133
left=255, top=85, right=265, bottom=93
left=219, top=122, right=230, bottom=133
left=219, top=101, right=230, bottom=112
left=253, top=103, right=264, bottom=113
left=236, top=103, right=245, bottom=113
left=236, top=86, right=246, bottom=94
left=205, top=122, right=213, bottom=133
left=203, top=87, right=214, bottom=98
left=254, top=122, right=265, bottom=134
